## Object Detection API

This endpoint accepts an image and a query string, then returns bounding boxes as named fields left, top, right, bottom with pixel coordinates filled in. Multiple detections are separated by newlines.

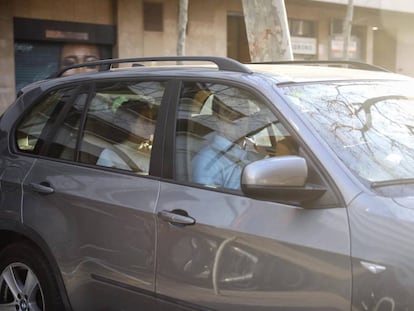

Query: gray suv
left=1, top=56, right=414, bottom=310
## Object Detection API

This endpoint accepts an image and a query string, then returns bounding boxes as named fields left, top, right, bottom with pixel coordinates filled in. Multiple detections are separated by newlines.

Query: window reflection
left=80, top=81, right=165, bottom=174
left=284, top=81, right=414, bottom=184
left=176, top=82, right=298, bottom=190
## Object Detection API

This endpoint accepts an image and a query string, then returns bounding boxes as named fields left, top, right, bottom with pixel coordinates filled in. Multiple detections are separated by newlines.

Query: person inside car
left=96, top=98, right=156, bottom=173
left=191, top=100, right=262, bottom=190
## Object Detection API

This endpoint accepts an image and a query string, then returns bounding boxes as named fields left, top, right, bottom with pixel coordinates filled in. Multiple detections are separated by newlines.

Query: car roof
left=64, top=64, right=411, bottom=87
left=43, top=56, right=412, bottom=89
left=245, top=64, right=412, bottom=84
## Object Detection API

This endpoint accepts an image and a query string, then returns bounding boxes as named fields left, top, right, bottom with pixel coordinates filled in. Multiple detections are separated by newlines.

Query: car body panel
left=348, top=192, right=414, bottom=310
left=22, top=158, right=159, bottom=310
left=0, top=93, right=37, bottom=222
left=156, top=182, right=351, bottom=310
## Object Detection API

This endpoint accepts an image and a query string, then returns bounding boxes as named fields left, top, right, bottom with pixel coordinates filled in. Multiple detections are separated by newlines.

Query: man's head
left=113, top=99, right=157, bottom=143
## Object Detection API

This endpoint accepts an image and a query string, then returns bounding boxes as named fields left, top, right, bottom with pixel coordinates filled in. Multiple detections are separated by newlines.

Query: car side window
left=44, top=91, right=89, bottom=160
left=175, top=82, right=298, bottom=190
left=15, top=87, right=81, bottom=154
left=79, top=81, right=165, bottom=174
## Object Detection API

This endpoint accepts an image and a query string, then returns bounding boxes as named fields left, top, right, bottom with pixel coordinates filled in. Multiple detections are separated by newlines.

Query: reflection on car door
left=155, top=184, right=351, bottom=310
left=23, top=161, right=159, bottom=310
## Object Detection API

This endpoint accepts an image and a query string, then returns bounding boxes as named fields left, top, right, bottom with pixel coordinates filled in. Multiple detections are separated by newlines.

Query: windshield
left=282, top=80, right=414, bottom=186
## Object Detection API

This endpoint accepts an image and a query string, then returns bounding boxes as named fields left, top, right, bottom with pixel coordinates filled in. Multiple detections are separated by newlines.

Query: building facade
left=1, top=0, right=414, bottom=112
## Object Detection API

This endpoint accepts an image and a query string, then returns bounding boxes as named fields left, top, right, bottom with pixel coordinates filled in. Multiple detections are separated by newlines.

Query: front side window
left=176, top=82, right=298, bottom=190
left=283, top=80, right=414, bottom=192
left=80, top=81, right=165, bottom=174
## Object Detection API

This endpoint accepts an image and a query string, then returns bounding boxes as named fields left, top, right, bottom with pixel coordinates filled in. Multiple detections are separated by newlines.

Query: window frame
left=12, top=84, right=86, bottom=157
left=11, top=78, right=173, bottom=179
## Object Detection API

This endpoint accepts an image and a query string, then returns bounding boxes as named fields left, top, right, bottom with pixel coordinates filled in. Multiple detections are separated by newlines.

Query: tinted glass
left=15, top=87, right=79, bottom=154
left=283, top=81, right=414, bottom=185
left=176, top=82, right=297, bottom=190
left=80, top=81, right=165, bottom=174
left=44, top=92, right=88, bottom=160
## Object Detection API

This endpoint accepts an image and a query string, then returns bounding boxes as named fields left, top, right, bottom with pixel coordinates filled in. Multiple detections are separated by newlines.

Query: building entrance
left=227, top=14, right=250, bottom=63
left=373, top=29, right=396, bottom=71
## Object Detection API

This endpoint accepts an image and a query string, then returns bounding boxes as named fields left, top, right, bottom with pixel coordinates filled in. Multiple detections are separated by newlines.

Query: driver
left=191, top=99, right=263, bottom=190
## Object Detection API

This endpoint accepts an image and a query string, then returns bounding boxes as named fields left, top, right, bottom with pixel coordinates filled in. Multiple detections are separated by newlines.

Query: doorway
left=373, top=29, right=396, bottom=71
left=227, top=14, right=250, bottom=63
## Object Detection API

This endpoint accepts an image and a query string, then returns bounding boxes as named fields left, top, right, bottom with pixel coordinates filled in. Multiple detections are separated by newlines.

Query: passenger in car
left=96, top=99, right=156, bottom=173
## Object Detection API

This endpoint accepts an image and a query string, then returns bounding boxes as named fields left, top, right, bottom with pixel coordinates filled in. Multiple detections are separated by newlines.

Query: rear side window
left=79, top=81, right=165, bottom=174
left=14, top=81, right=165, bottom=176
left=43, top=91, right=88, bottom=161
left=15, top=87, right=79, bottom=154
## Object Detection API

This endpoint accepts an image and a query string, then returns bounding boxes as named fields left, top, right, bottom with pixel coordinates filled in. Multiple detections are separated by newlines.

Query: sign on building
left=291, top=36, right=317, bottom=55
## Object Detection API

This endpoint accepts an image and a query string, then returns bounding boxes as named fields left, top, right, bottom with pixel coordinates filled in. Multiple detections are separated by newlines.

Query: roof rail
left=50, top=56, right=252, bottom=78
left=249, top=60, right=389, bottom=72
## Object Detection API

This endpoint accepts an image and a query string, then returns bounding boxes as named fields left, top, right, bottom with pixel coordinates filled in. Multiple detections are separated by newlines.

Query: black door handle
left=29, top=182, right=55, bottom=195
left=158, top=209, right=195, bottom=226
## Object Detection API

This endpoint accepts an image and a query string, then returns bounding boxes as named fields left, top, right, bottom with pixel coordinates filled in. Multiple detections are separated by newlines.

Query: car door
left=17, top=80, right=168, bottom=310
left=155, top=80, right=352, bottom=310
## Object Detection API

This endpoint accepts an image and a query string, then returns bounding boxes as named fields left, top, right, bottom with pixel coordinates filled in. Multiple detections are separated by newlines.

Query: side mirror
left=241, top=156, right=326, bottom=205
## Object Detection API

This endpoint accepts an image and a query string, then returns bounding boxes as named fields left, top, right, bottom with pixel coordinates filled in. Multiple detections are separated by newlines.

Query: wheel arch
left=0, top=219, right=73, bottom=311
